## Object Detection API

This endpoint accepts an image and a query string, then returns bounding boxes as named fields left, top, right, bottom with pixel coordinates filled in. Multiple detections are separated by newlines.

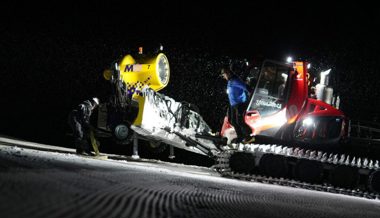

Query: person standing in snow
left=220, top=67, right=255, bottom=144
left=68, top=97, right=100, bottom=155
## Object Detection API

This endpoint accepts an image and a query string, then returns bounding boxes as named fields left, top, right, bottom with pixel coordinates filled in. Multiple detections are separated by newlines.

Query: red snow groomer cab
left=221, top=60, right=347, bottom=146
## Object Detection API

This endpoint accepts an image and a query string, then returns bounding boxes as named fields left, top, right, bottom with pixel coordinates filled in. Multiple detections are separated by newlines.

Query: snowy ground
left=1, top=137, right=380, bottom=218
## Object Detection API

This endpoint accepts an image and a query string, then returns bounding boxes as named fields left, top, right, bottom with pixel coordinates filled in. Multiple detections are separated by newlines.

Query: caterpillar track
left=215, top=143, right=380, bottom=200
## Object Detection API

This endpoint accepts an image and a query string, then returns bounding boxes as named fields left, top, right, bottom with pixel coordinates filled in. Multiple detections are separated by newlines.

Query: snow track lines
left=1, top=144, right=380, bottom=218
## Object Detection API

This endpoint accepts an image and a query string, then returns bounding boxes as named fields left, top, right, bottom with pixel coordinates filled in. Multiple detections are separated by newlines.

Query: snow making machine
left=96, top=50, right=221, bottom=158
left=216, top=59, right=380, bottom=198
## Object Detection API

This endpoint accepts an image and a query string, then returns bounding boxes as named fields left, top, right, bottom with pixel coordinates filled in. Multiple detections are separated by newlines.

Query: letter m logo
left=124, top=65, right=133, bottom=72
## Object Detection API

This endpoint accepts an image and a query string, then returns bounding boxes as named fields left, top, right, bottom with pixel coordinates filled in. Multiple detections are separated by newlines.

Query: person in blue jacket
left=221, top=67, right=255, bottom=144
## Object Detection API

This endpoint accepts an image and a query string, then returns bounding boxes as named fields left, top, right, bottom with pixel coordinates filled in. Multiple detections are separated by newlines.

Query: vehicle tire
left=259, top=154, right=288, bottom=178
left=329, top=165, right=359, bottom=189
left=293, top=159, right=324, bottom=183
left=112, top=123, right=131, bottom=145
left=229, top=152, right=256, bottom=174
left=368, top=170, right=380, bottom=193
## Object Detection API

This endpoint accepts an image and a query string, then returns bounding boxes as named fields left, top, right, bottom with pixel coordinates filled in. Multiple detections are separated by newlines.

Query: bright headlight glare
left=302, top=117, right=313, bottom=126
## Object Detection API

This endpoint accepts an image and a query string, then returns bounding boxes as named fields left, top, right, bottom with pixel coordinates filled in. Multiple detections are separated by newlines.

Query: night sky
left=1, top=1, right=380, bottom=146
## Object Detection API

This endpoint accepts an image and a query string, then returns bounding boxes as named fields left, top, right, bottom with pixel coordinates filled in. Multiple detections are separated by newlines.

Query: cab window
left=248, top=61, right=291, bottom=117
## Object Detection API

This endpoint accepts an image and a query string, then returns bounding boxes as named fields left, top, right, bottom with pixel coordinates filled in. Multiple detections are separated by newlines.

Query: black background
left=1, top=1, right=379, bottom=148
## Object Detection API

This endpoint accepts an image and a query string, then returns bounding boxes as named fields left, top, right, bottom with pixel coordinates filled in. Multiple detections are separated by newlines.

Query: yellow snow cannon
left=104, top=52, right=170, bottom=94
left=103, top=52, right=170, bottom=126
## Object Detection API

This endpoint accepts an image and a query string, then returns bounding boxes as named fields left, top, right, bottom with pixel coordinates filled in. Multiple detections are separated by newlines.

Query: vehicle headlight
left=302, top=117, right=314, bottom=126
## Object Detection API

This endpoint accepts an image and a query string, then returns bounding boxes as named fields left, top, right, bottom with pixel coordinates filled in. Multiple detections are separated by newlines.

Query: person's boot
left=242, top=135, right=255, bottom=144
left=83, top=149, right=95, bottom=156
left=231, top=137, right=243, bottom=144
left=83, top=143, right=95, bottom=156
left=76, top=147, right=84, bottom=155
left=75, top=139, right=85, bottom=155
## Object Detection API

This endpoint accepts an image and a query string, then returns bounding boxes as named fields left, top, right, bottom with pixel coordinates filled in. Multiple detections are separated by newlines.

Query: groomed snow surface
left=1, top=138, right=380, bottom=218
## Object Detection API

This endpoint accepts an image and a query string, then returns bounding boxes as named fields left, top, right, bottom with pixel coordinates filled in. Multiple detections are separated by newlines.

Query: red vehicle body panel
left=221, top=61, right=347, bottom=144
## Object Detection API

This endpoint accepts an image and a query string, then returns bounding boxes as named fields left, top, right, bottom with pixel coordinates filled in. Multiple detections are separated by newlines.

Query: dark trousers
left=230, top=102, right=252, bottom=140
left=68, top=111, right=91, bottom=152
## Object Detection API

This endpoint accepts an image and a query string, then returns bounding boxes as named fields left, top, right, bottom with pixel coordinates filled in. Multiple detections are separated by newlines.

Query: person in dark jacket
left=221, top=67, right=255, bottom=144
left=68, top=97, right=100, bottom=155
